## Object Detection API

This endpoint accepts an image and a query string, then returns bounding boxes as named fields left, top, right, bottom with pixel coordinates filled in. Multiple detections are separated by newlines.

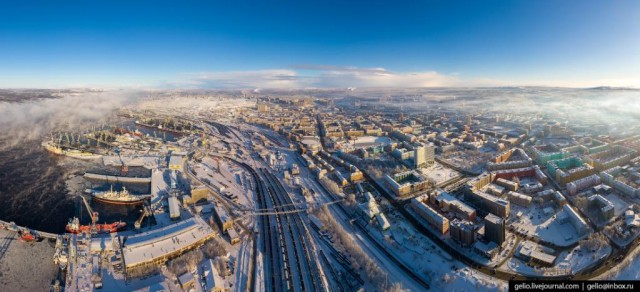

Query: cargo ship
left=92, top=186, right=151, bottom=206
left=42, top=140, right=102, bottom=160
left=65, top=217, right=126, bottom=234
left=135, top=120, right=186, bottom=136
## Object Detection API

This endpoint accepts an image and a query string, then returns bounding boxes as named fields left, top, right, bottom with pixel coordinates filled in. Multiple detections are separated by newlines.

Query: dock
left=84, top=173, right=152, bottom=184
left=0, top=220, right=59, bottom=240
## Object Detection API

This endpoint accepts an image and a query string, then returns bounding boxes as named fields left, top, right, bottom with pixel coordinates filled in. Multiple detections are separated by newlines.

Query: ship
left=65, top=217, right=126, bottom=234
left=135, top=120, right=185, bottom=135
left=92, top=186, right=151, bottom=206
left=42, top=140, right=102, bottom=160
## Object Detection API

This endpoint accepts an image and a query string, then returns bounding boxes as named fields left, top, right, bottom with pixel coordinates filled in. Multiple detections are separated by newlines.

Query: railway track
left=222, top=155, right=328, bottom=292
left=260, top=168, right=325, bottom=292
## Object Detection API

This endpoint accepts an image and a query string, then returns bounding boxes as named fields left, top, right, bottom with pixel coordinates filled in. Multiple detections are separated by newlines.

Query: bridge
left=236, top=199, right=343, bottom=216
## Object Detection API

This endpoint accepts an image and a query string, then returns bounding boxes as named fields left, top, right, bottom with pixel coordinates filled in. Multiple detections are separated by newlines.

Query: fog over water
left=0, top=91, right=142, bottom=233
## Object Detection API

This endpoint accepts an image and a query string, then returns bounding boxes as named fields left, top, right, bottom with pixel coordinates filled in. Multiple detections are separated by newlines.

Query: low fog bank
left=0, top=90, right=144, bottom=232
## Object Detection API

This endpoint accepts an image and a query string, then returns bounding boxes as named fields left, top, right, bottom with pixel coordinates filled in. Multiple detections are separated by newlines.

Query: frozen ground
left=0, top=230, right=57, bottom=292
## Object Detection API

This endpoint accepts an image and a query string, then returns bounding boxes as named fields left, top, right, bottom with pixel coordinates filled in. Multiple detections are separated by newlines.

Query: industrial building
left=516, top=241, right=556, bottom=266
left=184, top=186, right=209, bottom=204
left=484, top=214, right=506, bottom=245
left=212, top=202, right=233, bottom=233
left=122, top=217, right=215, bottom=274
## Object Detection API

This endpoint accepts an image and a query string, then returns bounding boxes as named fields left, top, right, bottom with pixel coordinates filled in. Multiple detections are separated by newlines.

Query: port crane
left=113, top=147, right=128, bottom=174
left=80, top=196, right=99, bottom=234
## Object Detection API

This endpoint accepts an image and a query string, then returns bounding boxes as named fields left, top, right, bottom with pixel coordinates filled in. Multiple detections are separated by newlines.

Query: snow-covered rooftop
left=122, top=217, right=214, bottom=268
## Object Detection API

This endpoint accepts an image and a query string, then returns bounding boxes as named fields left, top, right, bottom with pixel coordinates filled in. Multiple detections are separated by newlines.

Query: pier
left=0, top=220, right=59, bottom=240
left=84, top=172, right=152, bottom=184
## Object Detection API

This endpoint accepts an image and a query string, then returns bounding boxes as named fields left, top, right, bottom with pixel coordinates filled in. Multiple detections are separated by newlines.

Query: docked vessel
left=42, top=140, right=102, bottom=160
left=92, top=186, right=151, bottom=206
left=135, top=120, right=185, bottom=135
left=65, top=217, right=126, bottom=234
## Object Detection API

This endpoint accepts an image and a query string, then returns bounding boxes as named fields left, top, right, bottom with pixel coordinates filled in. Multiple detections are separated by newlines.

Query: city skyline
left=0, top=0, right=639, bottom=88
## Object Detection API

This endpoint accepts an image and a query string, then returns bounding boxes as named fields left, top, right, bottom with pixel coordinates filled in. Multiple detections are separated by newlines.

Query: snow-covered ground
left=295, top=160, right=507, bottom=291
left=509, top=204, right=585, bottom=247
left=101, top=270, right=172, bottom=292
left=382, top=212, right=507, bottom=291
left=405, top=207, right=518, bottom=268
left=0, top=230, right=57, bottom=292
left=597, top=241, right=640, bottom=280
left=503, top=244, right=610, bottom=277
left=419, top=161, right=462, bottom=187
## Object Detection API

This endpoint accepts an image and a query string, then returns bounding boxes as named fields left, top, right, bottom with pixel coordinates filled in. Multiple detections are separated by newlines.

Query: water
left=0, top=140, right=75, bottom=233
left=0, top=140, right=153, bottom=233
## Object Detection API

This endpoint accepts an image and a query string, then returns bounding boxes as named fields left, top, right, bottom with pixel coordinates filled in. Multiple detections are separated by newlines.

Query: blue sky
left=0, top=1, right=638, bottom=88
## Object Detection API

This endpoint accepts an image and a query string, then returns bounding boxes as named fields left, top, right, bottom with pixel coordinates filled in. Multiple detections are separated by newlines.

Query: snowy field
left=503, top=244, right=610, bottom=277
left=377, top=210, right=507, bottom=291
left=0, top=230, right=57, bottom=292
left=598, top=242, right=640, bottom=280
left=420, top=161, right=462, bottom=187
left=509, top=204, right=585, bottom=247
left=352, top=135, right=393, bottom=148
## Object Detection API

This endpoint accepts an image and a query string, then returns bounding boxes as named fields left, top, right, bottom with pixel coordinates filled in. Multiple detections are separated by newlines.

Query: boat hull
left=92, top=195, right=149, bottom=206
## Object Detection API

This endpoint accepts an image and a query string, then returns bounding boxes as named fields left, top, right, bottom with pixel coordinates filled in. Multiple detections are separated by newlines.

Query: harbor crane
left=114, top=147, right=128, bottom=174
left=80, top=195, right=99, bottom=234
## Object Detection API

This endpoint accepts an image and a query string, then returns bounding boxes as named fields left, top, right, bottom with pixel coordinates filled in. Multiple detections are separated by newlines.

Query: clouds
left=170, top=66, right=467, bottom=89
left=174, top=70, right=303, bottom=89
left=314, top=69, right=460, bottom=88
